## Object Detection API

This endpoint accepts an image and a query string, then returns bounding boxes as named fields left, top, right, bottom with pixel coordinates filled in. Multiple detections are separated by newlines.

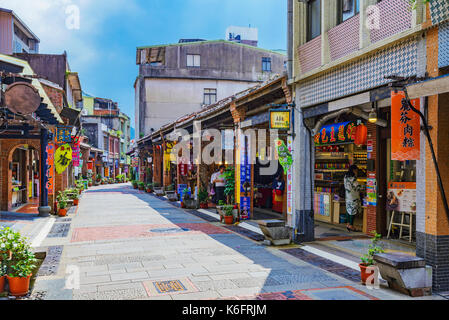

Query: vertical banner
left=391, top=91, right=420, bottom=161
left=72, top=141, right=80, bottom=167
left=286, top=136, right=293, bottom=227
left=240, top=133, right=251, bottom=220
left=46, top=143, right=55, bottom=195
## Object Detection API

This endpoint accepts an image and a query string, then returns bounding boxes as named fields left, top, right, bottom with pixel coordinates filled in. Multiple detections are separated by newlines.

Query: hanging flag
left=55, top=144, right=73, bottom=174
left=275, top=139, right=293, bottom=174
left=46, top=143, right=55, bottom=195
left=391, top=91, right=420, bottom=161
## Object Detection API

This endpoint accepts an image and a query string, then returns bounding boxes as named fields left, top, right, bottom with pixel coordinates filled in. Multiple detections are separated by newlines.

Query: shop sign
left=387, top=182, right=417, bottom=212
left=56, top=126, right=72, bottom=143
left=286, top=136, right=294, bottom=226
left=46, top=143, right=55, bottom=195
left=367, top=139, right=374, bottom=153
left=270, top=109, right=291, bottom=130
left=178, top=184, right=187, bottom=197
left=366, top=173, right=377, bottom=206
left=72, top=141, right=80, bottom=167
left=314, top=121, right=356, bottom=146
left=131, top=157, right=139, bottom=168
left=105, top=167, right=109, bottom=177
left=391, top=91, right=420, bottom=161
left=275, top=139, right=292, bottom=174
left=87, top=161, right=94, bottom=171
left=239, top=133, right=252, bottom=220
left=240, top=197, right=251, bottom=220
left=55, top=144, right=72, bottom=174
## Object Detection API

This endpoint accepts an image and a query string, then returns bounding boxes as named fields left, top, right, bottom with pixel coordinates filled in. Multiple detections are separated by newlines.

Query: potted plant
left=132, top=180, right=138, bottom=189
left=1, top=227, right=37, bottom=297
left=0, top=254, right=6, bottom=293
left=138, top=181, right=145, bottom=190
left=70, top=191, right=80, bottom=206
left=88, top=178, right=93, bottom=187
left=182, top=188, right=197, bottom=209
left=360, top=232, right=385, bottom=285
left=146, top=183, right=154, bottom=193
left=223, top=205, right=234, bottom=225
left=57, top=191, right=68, bottom=217
left=198, top=189, right=209, bottom=209
left=224, top=167, right=235, bottom=205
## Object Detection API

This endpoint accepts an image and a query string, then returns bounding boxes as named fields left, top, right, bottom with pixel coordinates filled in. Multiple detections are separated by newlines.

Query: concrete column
left=321, top=0, right=332, bottom=65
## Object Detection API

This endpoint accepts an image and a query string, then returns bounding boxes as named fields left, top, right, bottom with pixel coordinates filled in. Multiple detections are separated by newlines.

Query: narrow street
left=29, top=183, right=433, bottom=300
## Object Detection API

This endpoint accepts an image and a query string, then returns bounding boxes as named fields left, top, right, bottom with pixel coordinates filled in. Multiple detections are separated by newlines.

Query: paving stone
left=97, top=282, right=146, bottom=292
left=80, top=275, right=111, bottom=285
left=193, top=280, right=239, bottom=292
left=171, top=290, right=221, bottom=300
left=110, top=271, right=149, bottom=282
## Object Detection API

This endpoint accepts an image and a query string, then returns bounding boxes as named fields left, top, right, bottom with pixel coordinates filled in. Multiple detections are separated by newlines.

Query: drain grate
left=37, top=246, right=63, bottom=276
left=47, top=223, right=70, bottom=238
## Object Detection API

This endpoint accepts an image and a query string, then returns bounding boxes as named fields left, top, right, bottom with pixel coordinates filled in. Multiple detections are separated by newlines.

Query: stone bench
left=373, top=252, right=432, bottom=297
left=257, top=220, right=291, bottom=246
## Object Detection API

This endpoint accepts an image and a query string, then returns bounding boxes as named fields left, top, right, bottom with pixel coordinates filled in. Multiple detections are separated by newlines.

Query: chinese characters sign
left=55, top=144, right=73, bottom=174
left=314, top=121, right=356, bottom=146
left=72, top=141, right=80, bottom=167
left=56, top=126, right=72, bottom=143
left=286, top=136, right=293, bottom=227
left=391, top=91, right=420, bottom=161
left=270, top=109, right=291, bottom=130
left=240, top=133, right=251, bottom=220
left=387, top=182, right=417, bottom=213
left=46, top=143, right=55, bottom=195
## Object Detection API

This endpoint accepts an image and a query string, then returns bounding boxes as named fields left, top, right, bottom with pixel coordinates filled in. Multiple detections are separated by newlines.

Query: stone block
left=257, top=220, right=291, bottom=246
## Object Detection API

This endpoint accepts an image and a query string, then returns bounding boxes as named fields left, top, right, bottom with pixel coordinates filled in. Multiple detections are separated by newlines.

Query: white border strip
left=301, top=245, right=360, bottom=270
left=31, top=217, right=55, bottom=248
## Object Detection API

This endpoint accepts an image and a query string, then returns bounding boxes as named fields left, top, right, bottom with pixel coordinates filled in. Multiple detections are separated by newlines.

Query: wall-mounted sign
left=387, top=182, right=416, bottom=212
left=55, top=144, right=73, bottom=174
left=270, top=109, right=291, bottom=130
left=72, top=141, right=80, bottom=167
left=314, top=121, right=356, bottom=146
left=286, top=136, right=294, bottom=227
left=391, top=91, right=420, bottom=161
left=366, top=174, right=377, bottom=206
left=56, top=126, right=72, bottom=143
left=46, top=143, right=55, bottom=195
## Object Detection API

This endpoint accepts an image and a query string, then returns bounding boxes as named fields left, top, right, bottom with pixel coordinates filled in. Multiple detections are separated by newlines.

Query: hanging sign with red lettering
left=46, top=143, right=55, bottom=195
left=314, top=121, right=356, bottom=146
left=391, top=91, right=420, bottom=161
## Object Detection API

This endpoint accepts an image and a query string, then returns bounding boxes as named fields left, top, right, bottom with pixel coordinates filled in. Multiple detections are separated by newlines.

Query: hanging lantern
left=354, top=124, right=368, bottom=146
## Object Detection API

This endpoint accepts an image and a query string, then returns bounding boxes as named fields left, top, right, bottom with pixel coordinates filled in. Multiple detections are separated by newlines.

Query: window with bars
left=262, top=57, right=272, bottom=72
left=203, top=89, right=217, bottom=105
left=187, top=54, right=201, bottom=67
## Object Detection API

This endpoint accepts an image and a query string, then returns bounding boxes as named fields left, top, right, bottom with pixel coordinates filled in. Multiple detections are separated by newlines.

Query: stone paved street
left=30, top=184, right=442, bottom=300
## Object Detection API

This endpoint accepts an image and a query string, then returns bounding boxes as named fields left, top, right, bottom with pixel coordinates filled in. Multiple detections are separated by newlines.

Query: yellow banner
left=270, top=110, right=291, bottom=130
left=55, top=144, right=72, bottom=174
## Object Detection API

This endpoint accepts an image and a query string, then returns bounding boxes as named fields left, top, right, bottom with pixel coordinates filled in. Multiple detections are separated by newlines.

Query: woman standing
left=344, top=165, right=363, bottom=232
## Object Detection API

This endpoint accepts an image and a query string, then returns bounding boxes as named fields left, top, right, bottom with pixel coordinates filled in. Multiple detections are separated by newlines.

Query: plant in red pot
left=57, top=191, right=68, bottom=217
left=198, top=189, right=209, bottom=209
left=359, top=232, right=384, bottom=285
left=223, top=205, right=234, bottom=225
left=0, top=254, right=6, bottom=294
left=0, top=227, right=37, bottom=297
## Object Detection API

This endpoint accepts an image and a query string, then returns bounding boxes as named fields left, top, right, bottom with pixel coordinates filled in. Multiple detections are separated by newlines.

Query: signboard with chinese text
left=314, top=122, right=356, bottom=146
left=55, top=144, right=73, bottom=174
left=286, top=136, right=293, bottom=227
left=270, top=109, right=291, bottom=130
left=366, top=173, right=377, bottom=206
left=387, top=182, right=417, bottom=212
left=72, top=141, right=80, bottom=167
left=46, top=143, right=55, bottom=195
left=56, top=126, right=72, bottom=144
left=391, top=91, right=420, bottom=161
left=239, top=133, right=251, bottom=220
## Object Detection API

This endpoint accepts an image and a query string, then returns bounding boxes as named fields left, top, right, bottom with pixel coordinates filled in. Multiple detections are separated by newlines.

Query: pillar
left=38, top=129, right=50, bottom=217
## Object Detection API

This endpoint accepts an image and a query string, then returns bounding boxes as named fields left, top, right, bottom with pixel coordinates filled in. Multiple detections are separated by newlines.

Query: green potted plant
left=70, top=191, right=80, bottom=206
left=1, top=227, right=37, bottom=297
left=57, top=191, right=68, bottom=217
left=146, top=183, right=154, bottom=193
left=360, top=232, right=385, bottom=285
left=132, top=180, right=138, bottom=189
left=224, top=167, right=235, bottom=205
left=0, top=253, right=6, bottom=293
left=223, top=205, right=234, bottom=225
left=137, top=181, right=145, bottom=190
left=198, top=189, right=209, bottom=209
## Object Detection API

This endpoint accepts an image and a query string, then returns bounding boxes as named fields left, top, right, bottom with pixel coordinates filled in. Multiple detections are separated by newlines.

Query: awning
left=407, top=74, right=449, bottom=99
left=67, top=72, right=83, bottom=102
left=0, top=54, right=63, bottom=124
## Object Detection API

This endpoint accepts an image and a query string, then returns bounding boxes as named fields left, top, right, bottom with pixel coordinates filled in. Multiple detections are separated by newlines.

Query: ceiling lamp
left=368, top=108, right=378, bottom=124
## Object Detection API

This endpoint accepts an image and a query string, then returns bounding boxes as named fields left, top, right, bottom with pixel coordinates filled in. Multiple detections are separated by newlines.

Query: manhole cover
left=149, top=228, right=190, bottom=234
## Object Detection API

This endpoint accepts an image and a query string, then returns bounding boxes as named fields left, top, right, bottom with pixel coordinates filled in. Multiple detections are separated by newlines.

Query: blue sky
left=0, top=0, right=287, bottom=136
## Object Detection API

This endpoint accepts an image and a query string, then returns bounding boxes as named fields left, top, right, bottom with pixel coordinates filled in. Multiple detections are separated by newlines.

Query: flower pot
left=7, top=274, right=32, bottom=297
left=0, top=275, right=5, bottom=293
left=73, top=199, right=79, bottom=206
left=58, top=208, right=67, bottom=217
left=224, top=215, right=234, bottom=225
left=200, top=203, right=208, bottom=209
left=359, top=263, right=373, bottom=285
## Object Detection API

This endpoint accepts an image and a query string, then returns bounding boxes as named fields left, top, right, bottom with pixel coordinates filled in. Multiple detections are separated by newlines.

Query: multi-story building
left=134, top=39, right=287, bottom=137
left=81, top=95, right=131, bottom=178
left=288, top=0, right=449, bottom=292
left=0, top=7, right=40, bottom=55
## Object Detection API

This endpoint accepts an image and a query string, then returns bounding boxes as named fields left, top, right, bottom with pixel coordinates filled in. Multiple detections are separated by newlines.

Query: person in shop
left=272, top=174, right=285, bottom=213
left=344, top=165, right=363, bottom=232
left=211, top=165, right=226, bottom=204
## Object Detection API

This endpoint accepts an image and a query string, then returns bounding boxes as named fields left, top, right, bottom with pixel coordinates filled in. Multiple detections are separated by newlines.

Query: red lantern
left=354, top=124, right=368, bottom=146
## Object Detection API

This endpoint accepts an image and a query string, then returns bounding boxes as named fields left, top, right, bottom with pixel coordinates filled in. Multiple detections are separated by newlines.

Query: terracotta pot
left=200, top=203, right=208, bottom=209
left=73, top=199, right=79, bottom=206
left=224, top=215, right=233, bottom=225
left=58, top=208, right=67, bottom=217
left=0, top=275, right=5, bottom=293
left=359, top=263, right=373, bottom=285
left=181, top=202, right=186, bottom=208
left=7, top=274, right=32, bottom=297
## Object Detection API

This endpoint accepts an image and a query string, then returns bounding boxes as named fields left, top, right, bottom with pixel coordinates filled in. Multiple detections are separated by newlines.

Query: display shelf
left=315, top=169, right=348, bottom=172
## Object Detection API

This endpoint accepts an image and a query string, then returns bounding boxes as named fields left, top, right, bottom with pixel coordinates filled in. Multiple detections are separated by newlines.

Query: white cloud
left=0, top=0, right=139, bottom=70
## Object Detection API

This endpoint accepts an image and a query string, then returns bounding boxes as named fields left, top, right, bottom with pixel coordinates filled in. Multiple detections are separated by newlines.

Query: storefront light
left=368, top=108, right=377, bottom=124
